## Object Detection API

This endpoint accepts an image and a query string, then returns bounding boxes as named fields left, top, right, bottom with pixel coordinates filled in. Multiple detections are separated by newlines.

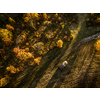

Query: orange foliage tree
left=2, top=38, right=14, bottom=46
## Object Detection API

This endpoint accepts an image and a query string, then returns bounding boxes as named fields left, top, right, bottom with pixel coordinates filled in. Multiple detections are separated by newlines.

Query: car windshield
left=63, top=62, right=67, bottom=66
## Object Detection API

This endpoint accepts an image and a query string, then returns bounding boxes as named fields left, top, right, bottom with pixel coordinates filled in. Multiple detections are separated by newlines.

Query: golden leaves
left=34, top=57, right=42, bottom=65
left=26, top=42, right=29, bottom=46
left=24, top=17, right=29, bottom=22
left=31, top=13, right=40, bottom=20
left=91, top=13, right=95, bottom=16
left=35, top=13, right=39, bottom=18
left=6, top=24, right=14, bottom=31
left=96, top=17, right=100, bottom=22
left=25, top=48, right=29, bottom=52
left=43, top=13, right=48, bottom=20
left=95, top=40, right=100, bottom=50
left=62, top=25, right=64, bottom=29
left=13, top=46, right=34, bottom=60
left=55, top=13, right=58, bottom=18
left=0, top=77, right=8, bottom=87
left=13, top=46, right=20, bottom=54
left=26, top=13, right=31, bottom=17
left=21, top=35, right=26, bottom=40
left=56, top=39, right=63, bottom=48
left=16, top=68, right=20, bottom=73
left=6, top=65, right=20, bottom=73
left=8, top=17, right=15, bottom=25
left=2, top=38, right=14, bottom=46
left=6, top=65, right=16, bottom=73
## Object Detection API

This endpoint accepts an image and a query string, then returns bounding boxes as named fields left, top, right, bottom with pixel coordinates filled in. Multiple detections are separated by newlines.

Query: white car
left=58, top=61, right=68, bottom=70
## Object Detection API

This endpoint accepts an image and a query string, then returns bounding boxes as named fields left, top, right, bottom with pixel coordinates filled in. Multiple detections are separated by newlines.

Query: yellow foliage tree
left=0, top=77, right=8, bottom=87
left=8, top=17, right=15, bottom=25
left=34, top=57, right=42, bottom=65
left=2, top=38, right=14, bottom=46
left=96, top=17, right=100, bottom=22
left=31, top=13, right=40, bottom=20
left=6, top=24, right=14, bottom=31
left=24, top=17, right=29, bottom=22
left=55, top=13, right=58, bottom=18
left=56, top=39, right=63, bottom=48
left=96, top=40, right=100, bottom=50
left=35, top=13, right=39, bottom=18
left=6, top=65, right=16, bottom=74
left=26, top=13, right=31, bottom=17
left=43, top=13, right=48, bottom=20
